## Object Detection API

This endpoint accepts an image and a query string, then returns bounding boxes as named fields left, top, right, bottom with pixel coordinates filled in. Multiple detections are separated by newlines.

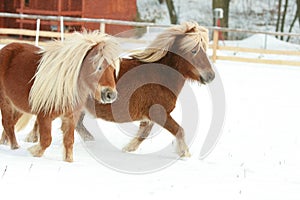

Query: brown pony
left=0, top=31, right=120, bottom=162
left=25, top=22, right=215, bottom=157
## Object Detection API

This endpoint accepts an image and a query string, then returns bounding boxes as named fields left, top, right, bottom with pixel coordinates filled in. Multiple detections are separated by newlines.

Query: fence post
left=60, top=16, right=64, bottom=42
left=212, top=29, right=219, bottom=63
left=35, top=18, right=40, bottom=46
left=100, top=23, right=105, bottom=33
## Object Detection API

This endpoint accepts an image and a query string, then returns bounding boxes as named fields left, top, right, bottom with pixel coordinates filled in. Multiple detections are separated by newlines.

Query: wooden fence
left=211, top=28, right=300, bottom=66
left=0, top=12, right=300, bottom=66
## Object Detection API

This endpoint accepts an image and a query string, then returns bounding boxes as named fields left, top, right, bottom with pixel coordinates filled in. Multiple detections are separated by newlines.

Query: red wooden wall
left=0, top=0, right=137, bottom=34
left=0, top=0, right=21, bottom=28
left=82, top=0, right=137, bottom=35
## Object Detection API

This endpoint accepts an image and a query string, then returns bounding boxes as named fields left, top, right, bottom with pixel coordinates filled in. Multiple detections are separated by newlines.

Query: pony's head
left=132, top=21, right=215, bottom=84
left=29, top=31, right=121, bottom=114
left=94, top=62, right=118, bottom=104
left=79, top=35, right=120, bottom=105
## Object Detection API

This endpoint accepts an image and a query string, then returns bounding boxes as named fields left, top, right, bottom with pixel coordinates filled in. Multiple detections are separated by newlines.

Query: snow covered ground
left=1, top=34, right=300, bottom=199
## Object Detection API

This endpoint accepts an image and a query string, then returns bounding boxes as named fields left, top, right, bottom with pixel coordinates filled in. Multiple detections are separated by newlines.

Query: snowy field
left=1, top=35, right=300, bottom=199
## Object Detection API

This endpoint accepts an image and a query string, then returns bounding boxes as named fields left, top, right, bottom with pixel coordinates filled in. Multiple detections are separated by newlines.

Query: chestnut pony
left=25, top=22, right=215, bottom=157
left=0, top=31, right=120, bottom=162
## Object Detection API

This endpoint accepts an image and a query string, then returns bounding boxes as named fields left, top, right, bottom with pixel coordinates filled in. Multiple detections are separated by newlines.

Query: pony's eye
left=98, top=66, right=102, bottom=71
left=191, top=49, right=197, bottom=54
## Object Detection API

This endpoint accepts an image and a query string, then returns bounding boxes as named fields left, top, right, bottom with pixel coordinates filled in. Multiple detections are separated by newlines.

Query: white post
left=264, top=13, right=269, bottom=49
left=35, top=18, right=40, bottom=46
left=60, top=16, right=64, bottom=42
left=100, top=23, right=105, bottom=33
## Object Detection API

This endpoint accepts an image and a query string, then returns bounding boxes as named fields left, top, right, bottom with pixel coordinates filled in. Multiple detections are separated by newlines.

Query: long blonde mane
left=132, top=21, right=209, bottom=62
left=29, top=31, right=120, bottom=114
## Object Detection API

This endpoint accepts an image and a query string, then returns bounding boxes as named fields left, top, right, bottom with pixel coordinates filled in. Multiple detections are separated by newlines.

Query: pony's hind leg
left=25, top=120, right=39, bottom=143
left=152, top=115, right=191, bottom=157
left=1, top=105, right=22, bottom=149
left=28, top=114, right=52, bottom=157
left=123, top=120, right=154, bottom=152
left=0, top=131, right=8, bottom=145
left=75, top=112, right=95, bottom=141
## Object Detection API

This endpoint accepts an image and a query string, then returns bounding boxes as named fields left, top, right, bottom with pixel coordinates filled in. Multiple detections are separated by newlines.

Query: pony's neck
left=160, top=51, right=182, bottom=71
left=77, top=81, right=91, bottom=106
left=156, top=52, right=187, bottom=96
left=161, top=51, right=187, bottom=76
left=77, top=69, right=98, bottom=110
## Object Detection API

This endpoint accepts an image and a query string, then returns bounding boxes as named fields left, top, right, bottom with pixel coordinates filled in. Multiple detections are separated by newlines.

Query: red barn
left=0, top=0, right=137, bottom=35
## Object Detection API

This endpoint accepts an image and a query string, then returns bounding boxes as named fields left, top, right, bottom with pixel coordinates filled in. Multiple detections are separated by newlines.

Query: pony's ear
left=186, top=27, right=197, bottom=34
left=181, top=21, right=197, bottom=34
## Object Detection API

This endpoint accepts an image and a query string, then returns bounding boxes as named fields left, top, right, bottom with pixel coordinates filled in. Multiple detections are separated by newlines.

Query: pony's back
left=0, top=43, right=40, bottom=84
left=0, top=43, right=41, bottom=113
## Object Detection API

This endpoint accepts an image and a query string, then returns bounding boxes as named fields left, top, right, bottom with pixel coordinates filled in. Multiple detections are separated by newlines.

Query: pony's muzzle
left=200, top=71, right=215, bottom=84
left=101, top=87, right=117, bottom=104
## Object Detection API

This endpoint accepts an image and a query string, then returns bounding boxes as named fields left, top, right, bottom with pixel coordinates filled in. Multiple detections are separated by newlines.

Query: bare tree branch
left=275, top=0, right=282, bottom=38
left=297, top=0, right=300, bottom=27
left=158, top=0, right=177, bottom=24
left=286, top=9, right=298, bottom=42
left=280, top=0, right=288, bottom=40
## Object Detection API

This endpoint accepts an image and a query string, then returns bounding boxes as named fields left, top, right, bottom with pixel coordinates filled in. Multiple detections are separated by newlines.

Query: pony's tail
left=15, top=113, right=33, bottom=132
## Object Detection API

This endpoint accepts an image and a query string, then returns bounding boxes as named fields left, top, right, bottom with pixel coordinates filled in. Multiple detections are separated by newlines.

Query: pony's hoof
left=76, top=127, right=95, bottom=141
left=122, top=139, right=140, bottom=152
left=64, top=156, right=73, bottom=163
left=122, top=145, right=137, bottom=152
left=28, top=144, right=45, bottom=157
left=176, top=139, right=191, bottom=158
left=178, top=149, right=191, bottom=158
left=0, top=137, right=19, bottom=149
left=63, top=148, right=73, bottom=162
left=82, top=134, right=95, bottom=142
left=64, top=153, right=73, bottom=162
left=25, top=133, right=38, bottom=143
left=10, top=144, right=20, bottom=150
left=0, top=138, right=8, bottom=145
left=0, top=134, right=8, bottom=145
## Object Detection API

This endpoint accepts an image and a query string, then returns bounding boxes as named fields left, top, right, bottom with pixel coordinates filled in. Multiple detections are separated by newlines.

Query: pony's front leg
left=75, top=112, right=95, bottom=141
left=123, top=120, right=154, bottom=152
left=28, top=114, right=52, bottom=157
left=61, top=112, right=80, bottom=162
left=152, top=114, right=191, bottom=157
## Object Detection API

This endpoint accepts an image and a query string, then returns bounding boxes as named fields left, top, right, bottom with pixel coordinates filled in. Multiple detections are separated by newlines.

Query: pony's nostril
left=209, top=72, right=215, bottom=81
left=106, top=93, right=111, bottom=99
left=200, top=72, right=215, bottom=84
left=106, top=91, right=115, bottom=100
left=101, top=89, right=117, bottom=103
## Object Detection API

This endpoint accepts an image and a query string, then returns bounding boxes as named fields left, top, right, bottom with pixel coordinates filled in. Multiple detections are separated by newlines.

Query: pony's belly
left=129, top=85, right=177, bottom=114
